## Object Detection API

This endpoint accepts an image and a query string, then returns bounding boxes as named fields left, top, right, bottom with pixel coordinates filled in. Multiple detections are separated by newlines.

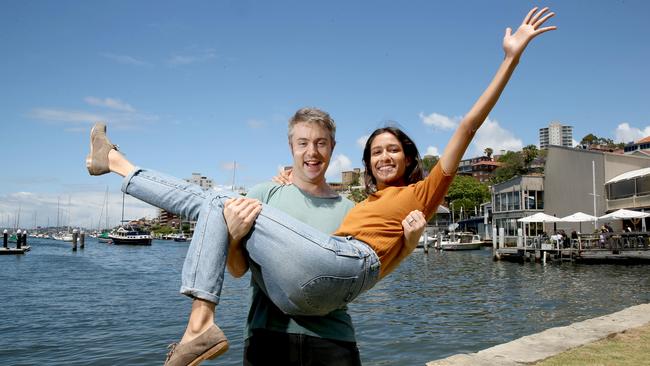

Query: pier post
left=16, top=230, right=22, bottom=250
left=499, top=228, right=505, bottom=249
left=72, top=229, right=78, bottom=251
left=3, top=229, right=7, bottom=249
left=80, top=231, right=85, bottom=249
left=517, top=228, right=523, bottom=249
left=22, top=232, right=27, bottom=247
left=423, top=227, right=429, bottom=253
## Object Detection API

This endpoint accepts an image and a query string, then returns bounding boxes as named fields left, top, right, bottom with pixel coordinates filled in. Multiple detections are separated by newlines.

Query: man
left=225, top=107, right=361, bottom=365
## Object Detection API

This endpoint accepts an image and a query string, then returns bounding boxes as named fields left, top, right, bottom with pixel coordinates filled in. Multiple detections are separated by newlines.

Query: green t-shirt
left=244, top=181, right=356, bottom=342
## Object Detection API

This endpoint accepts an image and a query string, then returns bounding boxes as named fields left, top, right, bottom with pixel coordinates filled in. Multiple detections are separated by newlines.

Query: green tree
left=522, top=144, right=538, bottom=166
left=347, top=188, right=368, bottom=203
left=484, top=147, right=493, bottom=159
left=580, top=133, right=597, bottom=145
left=422, top=155, right=439, bottom=173
left=446, top=175, right=490, bottom=217
left=491, top=151, right=525, bottom=184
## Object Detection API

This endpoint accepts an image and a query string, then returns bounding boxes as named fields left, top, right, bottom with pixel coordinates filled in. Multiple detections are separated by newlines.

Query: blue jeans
left=121, top=168, right=381, bottom=316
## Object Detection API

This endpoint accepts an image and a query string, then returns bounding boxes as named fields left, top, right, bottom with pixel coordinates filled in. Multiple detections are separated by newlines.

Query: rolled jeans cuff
left=180, top=286, right=221, bottom=304
left=121, top=166, right=144, bottom=193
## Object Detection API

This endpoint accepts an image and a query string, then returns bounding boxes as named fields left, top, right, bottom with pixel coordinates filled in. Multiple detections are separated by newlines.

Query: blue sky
left=1, top=0, right=649, bottom=229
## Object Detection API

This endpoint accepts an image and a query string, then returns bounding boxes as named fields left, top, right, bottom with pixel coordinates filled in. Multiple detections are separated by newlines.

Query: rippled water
left=2, top=238, right=650, bottom=365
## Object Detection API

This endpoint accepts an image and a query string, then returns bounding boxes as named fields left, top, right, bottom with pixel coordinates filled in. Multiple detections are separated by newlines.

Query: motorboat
left=109, top=226, right=152, bottom=245
left=438, top=232, right=482, bottom=251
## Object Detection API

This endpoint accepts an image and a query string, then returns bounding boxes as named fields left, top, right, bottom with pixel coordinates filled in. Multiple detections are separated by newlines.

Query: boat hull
left=440, top=243, right=482, bottom=251
left=109, top=236, right=152, bottom=245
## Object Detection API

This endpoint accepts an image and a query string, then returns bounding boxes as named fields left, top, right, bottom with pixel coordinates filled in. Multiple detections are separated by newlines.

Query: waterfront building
left=539, top=122, right=573, bottom=149
left=491, top=175, right=545, bottom=236
left=187, top=172, right=214, bottom=190
left=341, top=168, right=363, bottom=188
left=623, top=136, right=650, bottom=155
left=458, top=155, right=501, bottom=183
left=491, top=145, right=650, bottom=235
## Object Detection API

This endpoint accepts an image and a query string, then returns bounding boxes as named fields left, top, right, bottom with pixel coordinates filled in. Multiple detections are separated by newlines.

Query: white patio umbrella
left=560, top=212, right=598, bottom=235
left=517, top=213, right=562, bottom=223
left=598, top=209, right=650, bottom=220
left=518, top=213, right=562, bottom=247
left=599, top=209, right=650, bottom=231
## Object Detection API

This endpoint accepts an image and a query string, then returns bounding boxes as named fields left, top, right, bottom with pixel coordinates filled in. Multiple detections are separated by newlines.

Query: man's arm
left=440, top=7, right=556, bottom=174
left=224, top=197, right=262, bottom=277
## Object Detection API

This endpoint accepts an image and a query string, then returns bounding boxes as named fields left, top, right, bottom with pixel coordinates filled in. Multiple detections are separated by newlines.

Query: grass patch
left=535, top=323, right=650, bottom=366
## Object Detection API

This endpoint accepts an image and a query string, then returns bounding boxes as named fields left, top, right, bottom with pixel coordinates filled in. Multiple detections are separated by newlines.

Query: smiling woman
left=363, top=126, right=424, bottom=193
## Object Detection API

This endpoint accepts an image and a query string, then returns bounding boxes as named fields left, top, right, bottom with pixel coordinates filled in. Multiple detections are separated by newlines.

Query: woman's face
left=369, top=132, right=409, bottom=190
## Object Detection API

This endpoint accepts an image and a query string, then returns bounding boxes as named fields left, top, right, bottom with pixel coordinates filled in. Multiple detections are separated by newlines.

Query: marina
left=3, top=237, right=650, bottom=365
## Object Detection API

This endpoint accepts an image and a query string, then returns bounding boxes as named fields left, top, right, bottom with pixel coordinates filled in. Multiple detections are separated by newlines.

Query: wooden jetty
left=2, top=230, right=30, bottom=255
left=492, top=229, right=650, bottom=264
left=0, top=246, right=31, bottom=255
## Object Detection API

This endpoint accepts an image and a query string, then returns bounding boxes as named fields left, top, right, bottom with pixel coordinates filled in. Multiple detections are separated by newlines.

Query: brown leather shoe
left=164, top=324, right=229, bottom=366
left=85, top=122, right=118, bottom=176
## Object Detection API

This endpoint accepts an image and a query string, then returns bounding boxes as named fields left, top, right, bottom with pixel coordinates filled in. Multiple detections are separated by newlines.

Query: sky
left=1, top=0, right=649, bottom=229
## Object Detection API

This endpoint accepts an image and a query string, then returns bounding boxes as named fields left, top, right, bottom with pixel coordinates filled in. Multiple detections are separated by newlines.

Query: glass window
left=535, top=191, right=544, bottom=210
left=609, top=180, right=635, bottom=199
left=636, top=176, right=650, bottom=196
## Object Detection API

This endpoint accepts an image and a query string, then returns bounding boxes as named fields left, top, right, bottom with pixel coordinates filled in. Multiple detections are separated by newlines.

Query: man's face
left=290, top=122, right=334, bottom=185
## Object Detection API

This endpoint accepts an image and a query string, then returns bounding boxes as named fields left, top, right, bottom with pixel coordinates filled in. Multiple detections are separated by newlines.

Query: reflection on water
left=1, top=239, right=649, bottom=365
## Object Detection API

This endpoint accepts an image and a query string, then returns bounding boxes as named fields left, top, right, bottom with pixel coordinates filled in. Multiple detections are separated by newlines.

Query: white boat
left=438, top=232, right=482, bottom=251
left=417, top=234, right=437, bottom=248
left=109, top=226, right=152, bottom=246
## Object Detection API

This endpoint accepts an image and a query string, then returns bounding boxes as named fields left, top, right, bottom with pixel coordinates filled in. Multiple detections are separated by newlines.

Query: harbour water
left=2, top=238, right=650, bottom=365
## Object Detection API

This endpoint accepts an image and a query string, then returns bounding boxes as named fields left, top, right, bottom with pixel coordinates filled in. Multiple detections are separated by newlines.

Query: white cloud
left=419, top=112, right=459, bottom=130
left=470, top=117, right=523, bottom=156
left=29, top=108, right=105, bottom=123
left=356, top=135, right=369, bottom=149
left=168, top=49, right=217, bottom=66
left=615, top=123, right=650, bottom=143
left=221, top=162, right=238, bottom=171
left=84, top=97, right=136, bottom=112
left=0, top=190, right=158, bottom=230
left=102, top=53, right=149, bottom=66
left=247, top=119, right=265, bottom=129
left=326, top=154, right=352, bottom=182
left=425, top=146, right=440, bottom=156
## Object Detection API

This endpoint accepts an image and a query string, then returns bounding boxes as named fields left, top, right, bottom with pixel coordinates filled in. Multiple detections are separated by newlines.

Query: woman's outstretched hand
left=503, top=7, right=556, bottom=60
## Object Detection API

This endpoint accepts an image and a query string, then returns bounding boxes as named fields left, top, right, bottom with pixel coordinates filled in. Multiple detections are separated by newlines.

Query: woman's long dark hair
left=362, top=127, right=424, bottom=194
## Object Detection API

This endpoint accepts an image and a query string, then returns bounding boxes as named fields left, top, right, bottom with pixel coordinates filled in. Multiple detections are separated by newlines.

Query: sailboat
left=97, top=187, right=112, bottom=243
left=108, top=192, right=152, bottom=245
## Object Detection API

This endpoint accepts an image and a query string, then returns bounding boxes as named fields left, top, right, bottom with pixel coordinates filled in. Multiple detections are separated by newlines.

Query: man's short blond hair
left=288, top=107, right=336, bottom=146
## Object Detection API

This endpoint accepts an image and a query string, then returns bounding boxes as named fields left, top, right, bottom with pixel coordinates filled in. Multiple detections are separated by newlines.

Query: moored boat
left=439, top=232, right=482, bottom=251
left=109, top=226, right=152, bottom=245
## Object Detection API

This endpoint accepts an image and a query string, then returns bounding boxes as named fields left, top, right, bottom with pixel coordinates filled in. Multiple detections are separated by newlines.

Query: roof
left=471, top=161, right=501, bottom=167
left=637, top=136, right=650, bottom=144
left=606, top=167, right=650, bottom=184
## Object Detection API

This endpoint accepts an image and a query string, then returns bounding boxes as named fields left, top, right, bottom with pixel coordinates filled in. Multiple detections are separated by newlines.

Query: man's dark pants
left=244, top=329, right=362, bottom=366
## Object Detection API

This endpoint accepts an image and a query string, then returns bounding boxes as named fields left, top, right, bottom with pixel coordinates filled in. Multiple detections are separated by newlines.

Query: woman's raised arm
left=440, top=7, right=556, bottom=174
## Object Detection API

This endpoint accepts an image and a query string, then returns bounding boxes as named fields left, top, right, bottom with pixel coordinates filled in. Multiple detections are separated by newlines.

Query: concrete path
left=426, top=303, right=650, bottom=366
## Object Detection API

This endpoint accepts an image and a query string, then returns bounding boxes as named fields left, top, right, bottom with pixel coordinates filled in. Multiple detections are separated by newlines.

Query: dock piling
left=72, top=229, right=78, bottom=251
left=3, top=230, right=7, bottom=249
left=80, top=231, right=85, bottom=249
left=16, top=230, right=22, bottom=250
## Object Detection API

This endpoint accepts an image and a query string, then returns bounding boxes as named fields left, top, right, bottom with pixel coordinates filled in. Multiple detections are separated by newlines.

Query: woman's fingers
left=529, top=7, right=549, bottom=25
left=522, top=7, right=538, bottom=25
left=533, top=12, right=555, bottom=30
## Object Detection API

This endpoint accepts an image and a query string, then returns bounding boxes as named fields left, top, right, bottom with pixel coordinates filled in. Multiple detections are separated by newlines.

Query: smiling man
left=226, top=107, right=361, bottom=366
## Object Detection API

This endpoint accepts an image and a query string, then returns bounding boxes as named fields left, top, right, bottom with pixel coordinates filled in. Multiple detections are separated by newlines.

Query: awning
left=606, top=167, right=650, bottom=184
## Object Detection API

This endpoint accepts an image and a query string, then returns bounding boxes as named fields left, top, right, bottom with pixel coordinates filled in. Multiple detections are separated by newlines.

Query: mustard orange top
left=333, top=162, right=454, bottom=275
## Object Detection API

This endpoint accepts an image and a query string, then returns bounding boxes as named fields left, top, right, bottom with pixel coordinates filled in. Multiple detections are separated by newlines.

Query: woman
left=87, top=7, right=555, bottom=365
